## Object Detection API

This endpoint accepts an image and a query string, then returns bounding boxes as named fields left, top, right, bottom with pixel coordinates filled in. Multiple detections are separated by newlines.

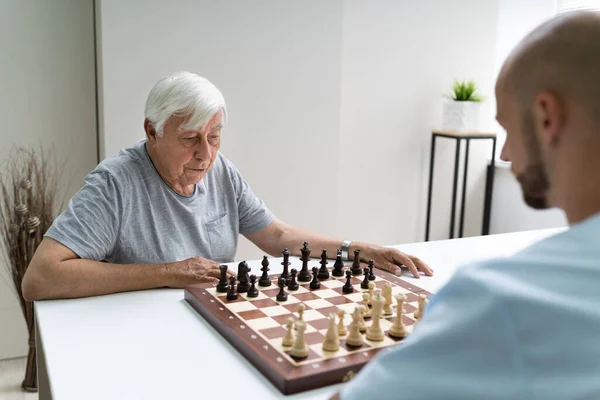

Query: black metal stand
left=424, top=131, right=497, bottom=241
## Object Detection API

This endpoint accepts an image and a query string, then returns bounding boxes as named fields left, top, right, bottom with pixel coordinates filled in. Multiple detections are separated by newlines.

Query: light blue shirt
left=341, top=212, right=600, bottom=400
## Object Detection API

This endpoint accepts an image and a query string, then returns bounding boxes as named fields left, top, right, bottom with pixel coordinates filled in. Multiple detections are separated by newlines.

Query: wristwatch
left=340, top=240, right=353, bottom=261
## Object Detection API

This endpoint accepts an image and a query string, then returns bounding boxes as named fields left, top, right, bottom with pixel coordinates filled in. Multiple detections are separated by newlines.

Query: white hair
left=144, top=71, right=227, bottom=137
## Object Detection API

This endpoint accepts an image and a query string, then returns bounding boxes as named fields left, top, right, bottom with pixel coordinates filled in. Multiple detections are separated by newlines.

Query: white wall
left=0, top=0, right=97, bottom=360
left=337, top=0, right=499, bottom=244
left=97, top=0, right=503, bottom=257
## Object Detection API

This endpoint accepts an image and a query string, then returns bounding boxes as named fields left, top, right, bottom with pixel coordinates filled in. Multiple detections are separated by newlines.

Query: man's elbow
left=21, top=266, right=45, bottom=301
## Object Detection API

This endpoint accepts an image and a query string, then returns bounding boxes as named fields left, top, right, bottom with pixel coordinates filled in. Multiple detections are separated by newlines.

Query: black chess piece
left=287, top=268, right=299, bottom=291
left=317, top=249, right=330, bottom=280
left=247, top=274, right=259, bottom=298
left=350, top=249, right=362, bottom=275
left=368, top=260, right=376, bottom=281
left=332, top=249, right=345, bottom=277
left=237, top=261, right=250, bottom=292
left=216, top=265, right=229, bottom=293
left=276, top=276, right=288, bottom=302
left=343, top=270, right=354, bottom=293
left=361, top=267, right=370, bottom=289
left=259, top=256, right=272, bottom=287
left=310, top=266, right=321, bottom=289
left=281, top=248, right=291, bottom=281
left=226, top=276, right=238, bottom=300
left=298, top=241, right=312, bottom=282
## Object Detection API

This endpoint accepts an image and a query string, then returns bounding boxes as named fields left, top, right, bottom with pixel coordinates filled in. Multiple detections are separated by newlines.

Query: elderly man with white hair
left=22, top=71, right=432, bottom=300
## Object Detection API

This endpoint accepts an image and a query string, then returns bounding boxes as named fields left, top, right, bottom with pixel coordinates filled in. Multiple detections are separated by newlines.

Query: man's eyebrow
left=209, top=124, right=223, bottom=133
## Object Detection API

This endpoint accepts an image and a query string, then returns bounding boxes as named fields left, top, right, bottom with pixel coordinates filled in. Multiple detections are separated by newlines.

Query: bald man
left=333, top=11, right=600, bottom=400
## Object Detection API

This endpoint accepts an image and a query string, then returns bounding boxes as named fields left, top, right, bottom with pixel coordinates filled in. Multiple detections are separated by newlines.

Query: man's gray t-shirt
left=45, top=140, right=275, bottom=264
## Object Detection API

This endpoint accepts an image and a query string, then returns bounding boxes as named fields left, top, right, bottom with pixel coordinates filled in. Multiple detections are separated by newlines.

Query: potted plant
left=0, top=146, right=64, bottom=392
left=442, top=79, right=485, bottom=132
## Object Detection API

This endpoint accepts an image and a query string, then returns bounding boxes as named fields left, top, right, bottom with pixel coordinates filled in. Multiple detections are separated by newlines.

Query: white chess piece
left=383, top=283, right=393, bottom=315
left=294, top=303, right=306, bottom=330
left=346, top=307, right=364, bottom=347
left=322, top=314, right=340, bottom=352
left=414, top=294, right=428, bottom=320
left=337, top=309, right=347, bottom=336
left=290, top=320, right=309, bottom=358
left=368, top=282, right=375, bottom=306
left=388, top=293, right=407, bottom=338
left=366, top=289, right=385, bottom=341
left=357, top=305, right=367, bottom=333
left=362, top=293, right=372, bottom=318
left=282, top=317, right=295, bottom=346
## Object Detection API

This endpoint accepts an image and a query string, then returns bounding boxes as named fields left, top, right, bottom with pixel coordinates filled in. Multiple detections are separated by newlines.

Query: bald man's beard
left=515, top=113, right=551, bottom=209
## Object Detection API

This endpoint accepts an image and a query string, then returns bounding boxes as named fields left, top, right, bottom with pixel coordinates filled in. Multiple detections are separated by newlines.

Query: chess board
left=184, top=258, right=431, bottom=395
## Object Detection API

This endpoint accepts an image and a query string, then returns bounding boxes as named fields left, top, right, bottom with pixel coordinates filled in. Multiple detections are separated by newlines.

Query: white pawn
left=282, top=317, right=295, bottom=346
left=388, top=293, right=407, bottom=338
left=295, top=303, right=306, bottom=330
left=291, top=320, right=309, bottom=358
left=322, top=314, right=340, bottom=352
left=368, top=281, right=375, bottom=306
left=337, top=309, right=347, bottom=336
left=357, top=305, right=367, bottom=333
left=346, top=307, right=364, bottom=348
left=366, top=289, right=385, bottom=341
left=414, top=294, right=428, bottom=320
left=362, top=293, right=372, bottom=318
left=383, top=283, right=393, bottom=315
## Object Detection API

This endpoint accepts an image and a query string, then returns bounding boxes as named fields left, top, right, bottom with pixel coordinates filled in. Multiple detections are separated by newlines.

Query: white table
left=34, top=228, right=564, bottom=400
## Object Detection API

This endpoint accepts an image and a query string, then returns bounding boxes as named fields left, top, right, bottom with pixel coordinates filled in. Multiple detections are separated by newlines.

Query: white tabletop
left=35, top=228, right=564, bottom=400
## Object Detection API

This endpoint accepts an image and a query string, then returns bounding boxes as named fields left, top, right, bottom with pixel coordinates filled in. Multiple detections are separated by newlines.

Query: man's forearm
left=274, top=225, right=376, bottom=261
left=24, top=258, right=173, bottom=300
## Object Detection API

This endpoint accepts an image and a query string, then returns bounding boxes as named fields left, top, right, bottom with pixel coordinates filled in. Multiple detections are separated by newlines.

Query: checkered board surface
left=184, top=263, right=431, bottom=395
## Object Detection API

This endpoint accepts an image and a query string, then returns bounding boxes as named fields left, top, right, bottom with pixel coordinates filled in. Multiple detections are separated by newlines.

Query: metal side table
left=424, top=130, right=497, bottom=241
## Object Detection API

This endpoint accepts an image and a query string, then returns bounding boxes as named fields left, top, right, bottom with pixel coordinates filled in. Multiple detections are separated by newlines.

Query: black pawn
left=281, top=248, right=291, bottom=281
left=332, top=249, right=344, bottom=277
left=237, top=261, right=250, bottom=293
left=259, top=256, right=272, bottom=287
left=247, top=275, right=259, bottom=298
left=368, top=260, right=376, bottom=281
left=276, top=277, right=288, bottom=302
left=288, top=268, right=299, bottom=291
left=310, top=266, right=321, bottom=290
left=298, top=241, right=312, bottom=282
left=350, top=249, right=362, bottom=275
left=317, top=249, right=330, bottom=280
left=361, top=267, right=370, bottom=289
left=226, top=276, right=238, bottom=300
left=343, top=270, right=354, bottom=293
left=216, top=265, right=229, bottom=293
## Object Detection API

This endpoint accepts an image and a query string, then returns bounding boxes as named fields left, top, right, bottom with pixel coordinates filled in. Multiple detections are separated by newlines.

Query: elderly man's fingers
left=381, top=262, right=402, bottom=276
left=393, top=252, right=420, bottom=279
left=198, top=274, right=219, bottom=283
left=204, top=269, right=221, bottom=279
left=412, top=256, right=434, bottom=276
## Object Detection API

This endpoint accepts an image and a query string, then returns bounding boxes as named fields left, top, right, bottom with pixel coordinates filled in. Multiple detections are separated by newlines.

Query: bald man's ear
left=533, top=92, right=565, bottom=147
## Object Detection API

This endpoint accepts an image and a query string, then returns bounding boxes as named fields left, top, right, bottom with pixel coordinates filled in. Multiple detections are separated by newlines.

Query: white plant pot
left=442, top=100, right=482, bottom=132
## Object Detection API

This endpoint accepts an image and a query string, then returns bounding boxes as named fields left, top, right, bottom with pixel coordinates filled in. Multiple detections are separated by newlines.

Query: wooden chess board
left=184, top=258, right=431, bottom=395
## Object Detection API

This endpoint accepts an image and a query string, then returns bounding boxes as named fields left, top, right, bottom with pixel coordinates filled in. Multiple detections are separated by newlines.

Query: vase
left=442, top=99, right=482, bottom=132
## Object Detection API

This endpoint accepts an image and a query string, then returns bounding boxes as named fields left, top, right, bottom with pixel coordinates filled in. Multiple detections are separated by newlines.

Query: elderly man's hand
left=166, top=256, right=223, bottom=287
left=358, top=244, right=433, bottom=279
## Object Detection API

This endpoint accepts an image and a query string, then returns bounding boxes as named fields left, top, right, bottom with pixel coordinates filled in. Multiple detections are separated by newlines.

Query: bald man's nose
left=500, top=142, right=510, bottom=162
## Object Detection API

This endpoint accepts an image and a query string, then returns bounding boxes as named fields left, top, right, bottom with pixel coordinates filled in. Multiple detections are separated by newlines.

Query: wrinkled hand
left=361, top=245, right=433, bottom=279
left=167, top=256, right=223, bottom=287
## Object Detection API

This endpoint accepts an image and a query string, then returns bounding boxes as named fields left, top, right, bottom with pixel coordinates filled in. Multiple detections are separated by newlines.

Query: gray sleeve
left=227, top=160, right=276, bottom=235
left=44, top=170, right=122, bottom=261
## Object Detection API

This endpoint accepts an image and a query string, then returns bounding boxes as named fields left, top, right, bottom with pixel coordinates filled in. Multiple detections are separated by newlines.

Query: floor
left=0, top=358, right=38, bottom=400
